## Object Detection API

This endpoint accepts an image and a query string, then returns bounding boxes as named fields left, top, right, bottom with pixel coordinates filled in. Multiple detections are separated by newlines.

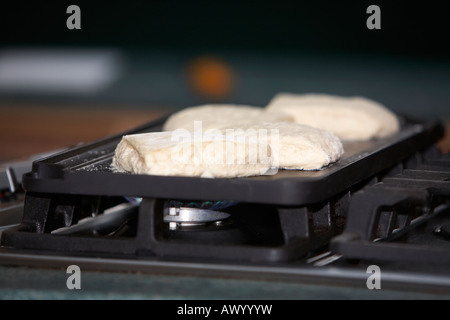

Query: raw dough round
left=219, top=121, right=344, bottom=170
left=112, top=131, right=274, bottom=178
left=163, top=104, right=293, bottom=132
left=266, top=93, right=400, bottom=140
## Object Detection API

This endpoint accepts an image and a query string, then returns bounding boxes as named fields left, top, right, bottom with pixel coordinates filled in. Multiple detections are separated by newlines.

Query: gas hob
left=1, top=114, right=450, bottom=299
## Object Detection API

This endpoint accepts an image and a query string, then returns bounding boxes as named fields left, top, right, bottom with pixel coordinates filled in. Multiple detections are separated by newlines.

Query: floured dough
left=163, top=104, right=293, bottom=132
left=218, top=121, right=344, bottom=170
left=266, top=93, right=400, bottom=140
left=111, top=131, right=274, bottom=178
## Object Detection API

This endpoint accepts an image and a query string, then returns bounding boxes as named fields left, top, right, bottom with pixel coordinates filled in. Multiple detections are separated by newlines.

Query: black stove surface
left=1, top=118, right=450, bottom=299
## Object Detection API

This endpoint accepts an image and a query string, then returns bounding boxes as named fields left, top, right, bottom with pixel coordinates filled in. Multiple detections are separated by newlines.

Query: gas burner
left=164, top=206, right=232, bottom=230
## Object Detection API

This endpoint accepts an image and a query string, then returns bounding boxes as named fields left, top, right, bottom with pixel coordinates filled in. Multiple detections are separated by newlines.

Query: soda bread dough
left=266, top=93, right=400, bottom=140
left=162, top=104, right=293, bottom=132
left=112, top=101, right=346, bottom=178
left=111, top=131, right=274, bottom=178
left=112, top=121, right=343, bottom=178
left=219, top=121, right=344, bottom=170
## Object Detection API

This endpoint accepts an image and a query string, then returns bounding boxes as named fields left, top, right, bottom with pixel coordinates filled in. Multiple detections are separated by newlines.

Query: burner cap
left=164, top=206, right=231, bottom=230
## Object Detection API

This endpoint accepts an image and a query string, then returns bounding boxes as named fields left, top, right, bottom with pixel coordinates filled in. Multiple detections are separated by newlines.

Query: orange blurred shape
left=186, top=56, right=235, bottom=100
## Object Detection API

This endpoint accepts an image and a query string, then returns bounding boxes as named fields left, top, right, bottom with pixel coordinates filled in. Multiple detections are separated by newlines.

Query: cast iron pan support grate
left=1, top=190, right=350, bottom=262
left=331, top=151, right=450, bottom=265
left=134, top=195, right=349, bottom=263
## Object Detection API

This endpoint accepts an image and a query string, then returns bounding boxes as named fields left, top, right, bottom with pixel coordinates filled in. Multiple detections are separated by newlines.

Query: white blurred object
left=0, top=48, right=124, bottom=94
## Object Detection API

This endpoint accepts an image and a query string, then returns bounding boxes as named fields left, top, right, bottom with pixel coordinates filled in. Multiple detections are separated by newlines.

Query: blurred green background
left=1, top=0, right=449, bottom=117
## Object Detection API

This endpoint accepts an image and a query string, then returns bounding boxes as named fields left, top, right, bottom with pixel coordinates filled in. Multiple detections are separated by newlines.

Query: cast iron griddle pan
left=22, top=113, right=444, bottom=206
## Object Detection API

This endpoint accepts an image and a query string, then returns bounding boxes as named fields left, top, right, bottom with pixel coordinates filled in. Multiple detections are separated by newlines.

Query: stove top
left=1, top=114, right=450, bottom=299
